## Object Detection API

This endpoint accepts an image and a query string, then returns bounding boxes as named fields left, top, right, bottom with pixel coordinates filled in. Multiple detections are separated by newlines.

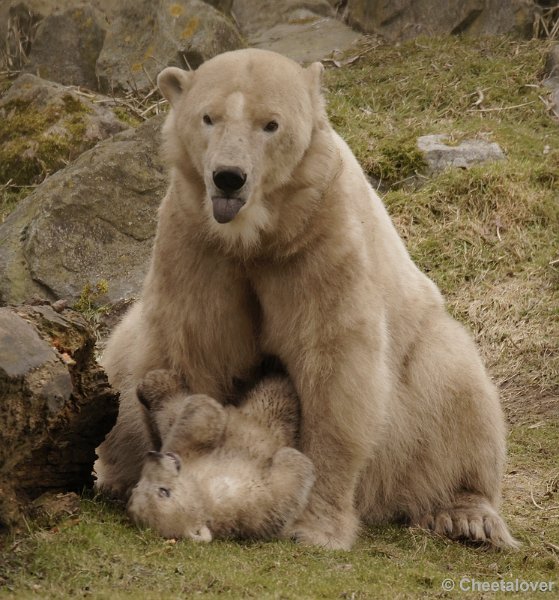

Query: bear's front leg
left=287, top=338, right=390, bottom=550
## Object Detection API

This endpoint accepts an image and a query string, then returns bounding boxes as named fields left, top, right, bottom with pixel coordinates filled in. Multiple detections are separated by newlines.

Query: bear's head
left=127, top=450, right=212, bottom=542
left=157, top=49, right=332, bottom=253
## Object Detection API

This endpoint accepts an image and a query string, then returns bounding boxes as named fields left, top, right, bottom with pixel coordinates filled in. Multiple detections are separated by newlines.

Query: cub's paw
left=167, top=395, right=227, bottom=454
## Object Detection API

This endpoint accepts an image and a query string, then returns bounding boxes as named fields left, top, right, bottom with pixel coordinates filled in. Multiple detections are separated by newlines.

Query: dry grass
left=534, top=2, right=559, bottom=40
left=325, top=35, right=559, bottom=421
left=0, top=6, right=39, bottom=72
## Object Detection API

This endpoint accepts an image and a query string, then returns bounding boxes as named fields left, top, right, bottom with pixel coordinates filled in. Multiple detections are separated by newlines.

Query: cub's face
left=127, top=451, right=212, bottom=542
left=158, top=49, right=324, bottom=249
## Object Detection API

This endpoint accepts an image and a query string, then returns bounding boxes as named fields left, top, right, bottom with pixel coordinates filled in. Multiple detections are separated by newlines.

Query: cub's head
left=158, top=48, right=327, bottom=250
left=127, top=451, right=212, bottom=542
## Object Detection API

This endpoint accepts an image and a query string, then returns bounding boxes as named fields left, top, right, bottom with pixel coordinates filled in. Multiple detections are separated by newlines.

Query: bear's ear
left=157, top=67, right=193, bottom=107
left=305, top=62, right=327, bottom=123
left=304, top=62, right=324, bottom=98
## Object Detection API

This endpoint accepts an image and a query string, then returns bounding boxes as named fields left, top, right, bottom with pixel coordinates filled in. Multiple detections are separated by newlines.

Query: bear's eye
left=263, top=120, right=278, bottom=133
left=158, top=487, right=171, bottom=498
left=203, top=114, right=213, bottom=126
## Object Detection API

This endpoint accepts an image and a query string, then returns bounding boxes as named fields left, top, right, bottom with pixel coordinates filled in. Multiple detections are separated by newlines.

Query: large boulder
left=205, top=0, right=234, bottom=13
left=249, top=12, right=362, bottom=64
left=0, top=74, right=128, bottom=186
left=96, top=0, right=245, bottom=94
left=23, top=4, right=106, bottom=90
left=342, top=0, right=536, bottom=41
left=232, top=0, right=362, bottom=63
left=232, top=0, right=334, bottom=35
left=0, top=1, right=117, bottom=71
left=0, top=115, right=167, bottom=307
left=0, top=303, right=118, bottom=528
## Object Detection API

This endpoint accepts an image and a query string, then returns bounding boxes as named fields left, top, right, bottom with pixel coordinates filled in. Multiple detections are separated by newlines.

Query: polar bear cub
left=127, top=370, right=315, bottom=541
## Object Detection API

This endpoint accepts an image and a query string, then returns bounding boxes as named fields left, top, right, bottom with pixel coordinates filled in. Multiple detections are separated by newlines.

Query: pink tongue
left=212, top=197, right=244, bottom=223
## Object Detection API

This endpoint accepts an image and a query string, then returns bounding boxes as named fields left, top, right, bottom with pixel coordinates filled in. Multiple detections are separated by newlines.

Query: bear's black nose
left=212, top=167, right=247, bottom=194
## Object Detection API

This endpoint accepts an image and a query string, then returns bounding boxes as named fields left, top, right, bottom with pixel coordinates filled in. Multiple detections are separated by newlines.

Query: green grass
left=1, top=421, right=557, bottom=599
left=1, top=35, right=558, bottom=598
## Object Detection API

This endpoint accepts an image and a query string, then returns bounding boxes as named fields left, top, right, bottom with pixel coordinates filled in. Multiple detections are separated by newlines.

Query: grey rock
left=232, top=0, right=361, bottom=63
left=232, top=0, right=334, bottom=35
left=343, top=0, right=535, bottom=41
left=550, top=88, right=559, bottom=120
left=0, top=115, right=167, bottom=306
left=0, top=304, right=118, bottom=527
left=205, top=0, right=234, bottom=14
left=544, top=44, right=559, bottom=82
left=0, top=1, right=119, bottom=70
left=24, top=4, right=106, bottom=90
left=0, top=309, right=59, bottom=378
left=471, top=0, right=535, bottom=37
left=96, top=0, right=245, bottom=94
left=249, top=11, right=362, bottom=64
left=0, top=74, right=128, bottom=185
left=417, top=134, right=505, bottom=174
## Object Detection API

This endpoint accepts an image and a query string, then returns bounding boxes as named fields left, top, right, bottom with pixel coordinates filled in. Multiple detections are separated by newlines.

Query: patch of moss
left=531, top=150, right=559, bottom=189
left=0, top=73, right=13, bottom=95
left=0, top=186, right=29, bottom=223
left=73, top=280, right=109, bottom=315
left=112, top=106, right=142, bottom=128
left=0, top=99, right=56, bottom=141
left=61, top=94, right=90, bottom=115
left=0, top=94, right=93, bottom=187
left=364, top=137, right=426, bottom=184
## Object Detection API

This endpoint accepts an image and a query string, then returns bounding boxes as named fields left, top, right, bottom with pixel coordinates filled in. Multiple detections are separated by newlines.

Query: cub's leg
left=240, top=447, right=315, bottom=539
left=414, top=492, right=519, bottom=548
left=136, top=369, right=187, bottom=449
left=163, top=394, right=227, bottom=457
left=137, top=369, right=227, bottom=456
left=239, top=376, right=300, bottom=446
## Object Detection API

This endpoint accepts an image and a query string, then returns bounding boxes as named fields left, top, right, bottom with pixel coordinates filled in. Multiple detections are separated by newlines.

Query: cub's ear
left=157, top=67, right=193, bottom=107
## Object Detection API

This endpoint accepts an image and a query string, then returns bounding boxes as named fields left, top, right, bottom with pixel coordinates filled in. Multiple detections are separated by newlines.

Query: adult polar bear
left=96, top=49, right=516, bottom=549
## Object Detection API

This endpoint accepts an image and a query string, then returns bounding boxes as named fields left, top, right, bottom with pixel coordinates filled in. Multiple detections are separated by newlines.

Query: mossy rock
left=96, top=0, right=245, bottom=94
left=0, top=115, right=167, bottom=306
left=24, top=5, right=107, bottom=90
left=0, top=74, right=129, bottom=187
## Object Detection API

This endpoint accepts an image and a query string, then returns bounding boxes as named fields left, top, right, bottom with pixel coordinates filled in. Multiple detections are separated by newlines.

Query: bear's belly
left=202, top=457, right=261, bottom=503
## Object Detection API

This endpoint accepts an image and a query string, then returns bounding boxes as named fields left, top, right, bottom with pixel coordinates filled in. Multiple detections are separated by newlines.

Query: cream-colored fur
left=127, top=371, right=314, bottom=541
left=95, top=48, right=517, bottom=549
